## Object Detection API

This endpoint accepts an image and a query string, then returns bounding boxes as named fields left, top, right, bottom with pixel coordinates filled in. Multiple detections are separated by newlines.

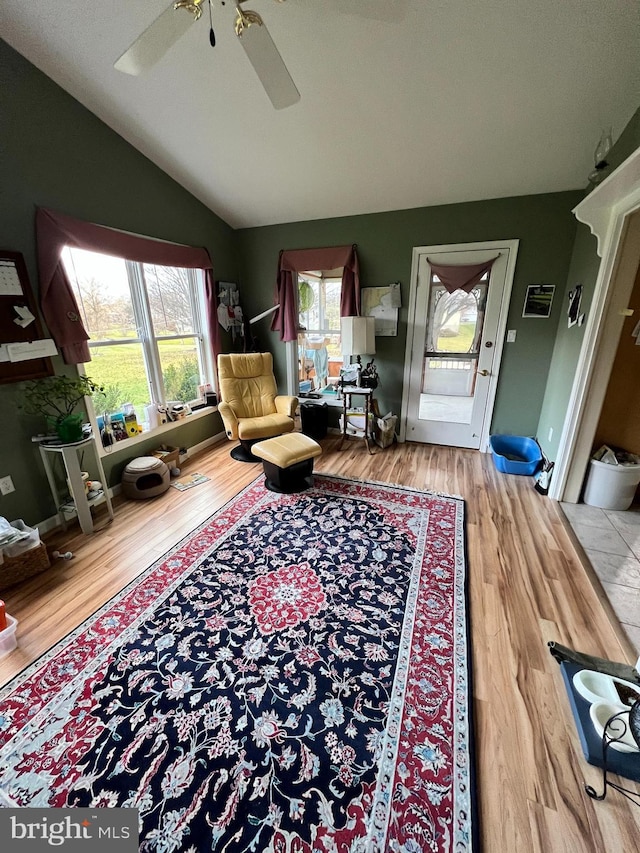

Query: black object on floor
left=300, top=401, right=328, bottom=440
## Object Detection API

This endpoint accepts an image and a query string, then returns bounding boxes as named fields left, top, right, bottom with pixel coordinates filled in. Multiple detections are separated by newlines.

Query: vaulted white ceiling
left=3, top=1, right=640, bottom=229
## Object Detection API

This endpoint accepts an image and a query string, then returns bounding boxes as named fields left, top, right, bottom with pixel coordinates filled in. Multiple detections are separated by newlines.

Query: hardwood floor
left=2, top=436, right=639, bottom=850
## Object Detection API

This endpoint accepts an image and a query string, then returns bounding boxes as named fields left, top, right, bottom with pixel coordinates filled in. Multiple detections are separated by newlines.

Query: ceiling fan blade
left=236, top=16, right=300, bottom=110
left=114, top=4, right=198, bottom=76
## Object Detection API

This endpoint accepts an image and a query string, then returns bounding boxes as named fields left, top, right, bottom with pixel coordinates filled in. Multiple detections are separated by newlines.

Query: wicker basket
left=0, top=542, right=51, bottom=591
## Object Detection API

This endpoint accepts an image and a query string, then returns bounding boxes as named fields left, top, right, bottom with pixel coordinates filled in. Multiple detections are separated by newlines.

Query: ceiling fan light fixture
left=588, top=127, right=614, bottom=185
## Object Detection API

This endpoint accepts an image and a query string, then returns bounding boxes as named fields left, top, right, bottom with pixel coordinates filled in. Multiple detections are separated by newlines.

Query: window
left=426, top=274, right=487, bottom=354
left=296, top=269, right=344, bottom=396
left=422, top=272, right=488, bottom=399
left=62, top=247, right=214, bottom=426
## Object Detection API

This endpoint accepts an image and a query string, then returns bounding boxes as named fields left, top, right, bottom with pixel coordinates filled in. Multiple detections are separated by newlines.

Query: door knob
left=478, top=369, right=490, bottom=376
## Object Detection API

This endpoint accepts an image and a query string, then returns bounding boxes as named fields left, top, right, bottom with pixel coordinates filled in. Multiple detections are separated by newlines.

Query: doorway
left=401, top=240, right=519, bottom=449
left=552, top=146, right=640, bottom=502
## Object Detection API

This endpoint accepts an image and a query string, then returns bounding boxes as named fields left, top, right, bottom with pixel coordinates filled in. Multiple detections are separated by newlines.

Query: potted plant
left=21, top=374, right=105, bottom=443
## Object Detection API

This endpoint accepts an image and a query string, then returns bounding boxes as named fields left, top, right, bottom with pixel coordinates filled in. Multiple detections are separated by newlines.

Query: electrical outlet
left=0, top=475, right=15, bottom=496
left=506, top=329, right=517, bottom=343
left=548, top=427, right=554, bottom=442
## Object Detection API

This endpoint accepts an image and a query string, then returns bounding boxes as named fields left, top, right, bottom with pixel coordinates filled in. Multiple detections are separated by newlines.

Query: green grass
left=436, top=322, right=476, bottom=353
left=88, top=340, right=198, bottom=414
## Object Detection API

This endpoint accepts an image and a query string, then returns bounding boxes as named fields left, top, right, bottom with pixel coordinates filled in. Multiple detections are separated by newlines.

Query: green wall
left=537, top=104, right=640, bottom=461
left=0, top=39, right=237, bottom=525
left=4, top=32, right=638, bottom=530
left=236, top=193, right=582, bottom=436
left=536, top=224, right=599, bottom=459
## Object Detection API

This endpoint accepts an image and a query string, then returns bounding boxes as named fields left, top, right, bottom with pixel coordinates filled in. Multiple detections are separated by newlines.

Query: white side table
left=39, top=436, right=114, bottom=534
left=339, top=386, right=376, bottom=454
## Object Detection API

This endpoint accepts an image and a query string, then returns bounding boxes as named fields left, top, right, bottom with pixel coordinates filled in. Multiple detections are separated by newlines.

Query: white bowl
left=589, top=702, right=639, bottom=753
left=572, top=669, right=640, bottom=707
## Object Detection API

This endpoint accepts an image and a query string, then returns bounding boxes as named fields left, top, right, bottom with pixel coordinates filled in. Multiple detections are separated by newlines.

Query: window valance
left=427, top=256, right=499, bottom=293
left=271, top=244, right=360, bottom=342
left=36, top=207, right=218, bottom=365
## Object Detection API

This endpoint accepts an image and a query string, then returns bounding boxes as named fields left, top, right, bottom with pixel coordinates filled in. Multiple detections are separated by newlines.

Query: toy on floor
left=86, top=480, right=103, bottom=499
left=52, top=550, right=73, bottom=560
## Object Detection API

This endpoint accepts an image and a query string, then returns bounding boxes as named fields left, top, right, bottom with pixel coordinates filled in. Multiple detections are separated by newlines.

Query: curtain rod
left=249, top=304, right=280, bottom=324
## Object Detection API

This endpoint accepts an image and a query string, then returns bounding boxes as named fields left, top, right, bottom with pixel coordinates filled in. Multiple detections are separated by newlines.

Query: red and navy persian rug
left=0, top=475, right=474, bottom=852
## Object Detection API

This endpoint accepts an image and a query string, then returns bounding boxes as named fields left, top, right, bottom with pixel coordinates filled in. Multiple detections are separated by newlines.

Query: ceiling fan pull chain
left=208, top=0, right=216, bottom=47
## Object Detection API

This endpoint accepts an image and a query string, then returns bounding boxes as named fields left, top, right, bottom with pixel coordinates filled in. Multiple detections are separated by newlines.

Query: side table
left=339, top=386, right=375, bottom=454
left=39, top=436, right=114, bottom=534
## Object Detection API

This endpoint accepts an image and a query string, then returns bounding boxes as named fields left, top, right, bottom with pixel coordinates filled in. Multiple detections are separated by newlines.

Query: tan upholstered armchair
left=217, top=352, right=298, bottom=461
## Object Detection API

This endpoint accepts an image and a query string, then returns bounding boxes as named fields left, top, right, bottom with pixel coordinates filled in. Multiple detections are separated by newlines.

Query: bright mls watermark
left=0, top=809, right=138, bottom=851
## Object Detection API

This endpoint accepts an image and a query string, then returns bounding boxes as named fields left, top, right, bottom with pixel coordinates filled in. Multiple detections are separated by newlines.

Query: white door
left=402, top=241, right=518, bottom=449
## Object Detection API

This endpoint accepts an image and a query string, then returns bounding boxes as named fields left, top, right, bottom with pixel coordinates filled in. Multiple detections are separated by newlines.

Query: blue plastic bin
left=489, top=435, right=542, bottom=475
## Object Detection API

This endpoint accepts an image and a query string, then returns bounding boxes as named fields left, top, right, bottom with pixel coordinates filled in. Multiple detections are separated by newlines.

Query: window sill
left=96, top=406, right=218, bottom=458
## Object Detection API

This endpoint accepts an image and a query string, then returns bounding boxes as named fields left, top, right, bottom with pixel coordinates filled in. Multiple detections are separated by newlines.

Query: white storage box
left=583, top=458, right=640, bottom=510
left=0, top=613, right=18, bottom=658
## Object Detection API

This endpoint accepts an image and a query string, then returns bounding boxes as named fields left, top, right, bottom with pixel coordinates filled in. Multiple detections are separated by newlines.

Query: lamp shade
left=341, top=316, right=376, bottom=356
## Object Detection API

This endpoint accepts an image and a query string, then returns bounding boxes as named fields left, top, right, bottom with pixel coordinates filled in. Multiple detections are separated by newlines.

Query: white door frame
left=550, top=146, right=640, bottom=502
left=400, top=239, right=519, bottom=450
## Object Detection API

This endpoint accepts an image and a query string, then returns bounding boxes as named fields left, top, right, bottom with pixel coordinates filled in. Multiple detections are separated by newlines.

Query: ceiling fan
left=114, top=0, right=300, bottom=110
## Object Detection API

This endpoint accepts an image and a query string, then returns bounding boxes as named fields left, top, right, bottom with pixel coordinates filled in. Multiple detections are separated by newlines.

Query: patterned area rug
left=0, top=475, right=474, bottom=852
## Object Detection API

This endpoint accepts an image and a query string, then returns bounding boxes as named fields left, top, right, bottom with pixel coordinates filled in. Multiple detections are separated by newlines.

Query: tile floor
left=560, top=501, right=640, bottom=655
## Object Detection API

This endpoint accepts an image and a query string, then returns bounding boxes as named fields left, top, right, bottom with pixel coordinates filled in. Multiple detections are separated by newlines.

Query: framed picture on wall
left=522, top=284, right=555, bottom=318
left=567, top=283, right=585, bottom=328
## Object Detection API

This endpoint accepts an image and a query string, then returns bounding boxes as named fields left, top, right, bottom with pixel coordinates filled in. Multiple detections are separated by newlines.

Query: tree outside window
left=62, top=247, right=213, bottom=426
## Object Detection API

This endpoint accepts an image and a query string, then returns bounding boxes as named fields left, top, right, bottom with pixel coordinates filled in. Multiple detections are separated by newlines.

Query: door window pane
left=426, top=284, right=486, bottom=355
left=419, top=276, right=488, bottom=423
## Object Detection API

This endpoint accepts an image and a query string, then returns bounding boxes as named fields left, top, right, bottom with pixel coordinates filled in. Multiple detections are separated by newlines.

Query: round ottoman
left=121, top=456, right=170, bottom=500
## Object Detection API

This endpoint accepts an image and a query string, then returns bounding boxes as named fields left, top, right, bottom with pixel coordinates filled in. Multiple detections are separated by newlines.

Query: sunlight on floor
left=419, top=393, right=473, bottom=424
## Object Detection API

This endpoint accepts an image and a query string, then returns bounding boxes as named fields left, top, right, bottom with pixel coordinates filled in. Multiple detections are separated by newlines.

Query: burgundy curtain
left=271, top=244, right=360, bottom=342
left=36, top=207, right=219, bottom=368
left=427, top=256, right=499, bottom=293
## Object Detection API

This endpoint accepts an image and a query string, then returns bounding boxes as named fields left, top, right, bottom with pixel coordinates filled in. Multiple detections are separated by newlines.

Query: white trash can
left=583, top=459, right=640, bottom=510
